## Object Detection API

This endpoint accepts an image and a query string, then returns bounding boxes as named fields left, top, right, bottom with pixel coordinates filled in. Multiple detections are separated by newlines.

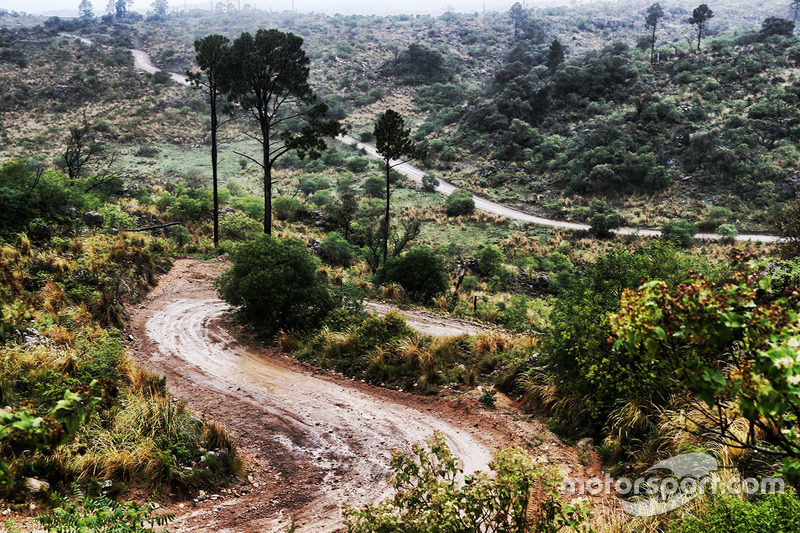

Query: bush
left=318, top=232, right=355, bottom=267
left=375, top=246, right=449, bottom=303
left=215, top=235, right=334, bottom=334
left=587, top=200, right=622, bottom=238
left=151, top=69, right=172, bottom=85
left=661, top=220, right=697, bottom=248
left=272, top=197, right=305, bottom=221
left=36, top=488, right=173, bottom=532
left=421, top=174, right=440, bottom=192
left=363, top=176, right=386, bottom=198
left=346, top=157, right=372, bottom=173
left=444, top=189, right=475, bottom=216
left=219, top=212, right=261, bottom=241
left=717, top=223, right=738, bottom=244
left=344, top=433, right=590, bottom=532
left=540, top=241, right=697, bottom=436
left=477, top=245, right=505, bottom=277
left=667, top=490, right=800, bottom=533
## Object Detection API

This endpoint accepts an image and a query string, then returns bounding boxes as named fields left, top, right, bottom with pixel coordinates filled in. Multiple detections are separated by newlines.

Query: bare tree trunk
left=383, top=159, right=390, bottom=265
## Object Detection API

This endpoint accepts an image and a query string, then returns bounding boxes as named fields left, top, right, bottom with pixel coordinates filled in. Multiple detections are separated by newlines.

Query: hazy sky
left=1, top=0, right=545, bottom=16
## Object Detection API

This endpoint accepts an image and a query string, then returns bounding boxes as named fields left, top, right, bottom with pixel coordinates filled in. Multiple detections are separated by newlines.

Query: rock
left=24, top=477, right=50, bottom=494
left=83, top=211, right=105, bottom=227
left=22, top=335, right=39, bottom=348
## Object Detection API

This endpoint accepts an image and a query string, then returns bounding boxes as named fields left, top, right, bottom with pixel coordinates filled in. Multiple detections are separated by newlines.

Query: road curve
left=338, top=136, right=779, bottom=243
left=64, top=34, right=779, bottom=244
left=131, top=259, right=494, bottom=532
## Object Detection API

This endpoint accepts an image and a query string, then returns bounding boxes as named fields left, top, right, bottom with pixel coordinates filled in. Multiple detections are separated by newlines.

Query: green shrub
left=717, top=223, right=738, bottom=244
left=363, top=176, right=386, bottom=198
left=477, top=245, right=505, bottom=277
left=219, top=212, right=261, bottom=241
left=355, top=312, right=415, bottom=351
left=231, top=196, right=265, bottom=220
left=661, top=220, right=698, bottom=248
left=444, top=189, right=475, bottom=216
left=169, top=225, right=190, bottom=247
left=99, top=205, right=136, bottom=230
left=346, top=157, right=371, bottom=173
left=344, top=433, right=590, bottom=532
left=461, top=275, right=479, bottom=292
left=309, top=189, right=331, bottom=207
left=272, top=197, right=305, bottom=221
left=421, top=174, right=439, bottom=192
left=589, top=211, right=621, bottom=238
left=587, top=200, right=622, bottom=238
left=540, top=241, right=697, bottom=436
left=667, top=490, right=800, bottom=533
left=36, top=487, right=173, bottom=532
left=215, top=235, right=333, bottom=334
left=375, top=246, right=449, bottom=303
left=318, top=232, right=355, bottom=267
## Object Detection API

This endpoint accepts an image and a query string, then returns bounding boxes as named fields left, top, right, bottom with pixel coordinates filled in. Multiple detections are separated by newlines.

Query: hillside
left=0, top=0, right=797, bottom=233
left=2, top=2, right=800, bottom=531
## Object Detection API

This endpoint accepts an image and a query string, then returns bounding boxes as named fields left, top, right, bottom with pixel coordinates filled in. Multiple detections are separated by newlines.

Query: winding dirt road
left=102, top=40, right=778, bottom=244
left=338, top=135, right=779, bottom=243
left=364, top=301, right=490, bottom=337
left=128, top=259, right=501, bottom=532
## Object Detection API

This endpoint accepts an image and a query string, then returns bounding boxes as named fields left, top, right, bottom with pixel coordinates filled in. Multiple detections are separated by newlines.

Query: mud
left=127, top=258, right=502, bottom=532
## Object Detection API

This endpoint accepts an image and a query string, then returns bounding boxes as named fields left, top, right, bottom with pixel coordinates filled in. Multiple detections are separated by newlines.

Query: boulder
left=83, top=211, right=104, bottom=227
left=23, top=477, right=50, bottom=495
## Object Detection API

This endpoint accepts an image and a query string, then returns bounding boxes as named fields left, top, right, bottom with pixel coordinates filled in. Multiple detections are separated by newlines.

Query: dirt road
left=104, top=40, right=777, bottom=244
left=338, top=135, right=779, bottom=243
left=128, top=259, right=502, bottom=532
left=364, top=301, right=490, bottom=337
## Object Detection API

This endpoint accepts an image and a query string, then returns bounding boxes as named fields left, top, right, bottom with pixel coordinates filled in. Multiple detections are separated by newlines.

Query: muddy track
left=364, top=301, right=491, bottom=337
left=127, top=259, right=502, bottom=532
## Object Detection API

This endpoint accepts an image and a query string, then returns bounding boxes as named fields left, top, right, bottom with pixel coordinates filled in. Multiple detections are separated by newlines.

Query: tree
left=151, top=0, right=167, bottom=16
left=375, top=246, right=448, bottom=303
left=792, top=0, right=800, bottom=24
left=188, top=34, right=231, bottom=248
left=510, top=2, right=524, bottom=41
left=373, top=109, right=426, bottom=264
left=688, top=4, right=714, bottom=51
left=645, top=3, right=665, bottom=62
left=761, top=16, right=795, bottom=37
left=114, top=0, right=129, bottom=18
left=62, top=114, right=103, bottom=179
left=546, top=38, right=565, bottom=73
left=78, top=0, right=93, bottom=18
left=215, top=235, right=334, bottom=334
left=227, top=29, right=342, bottom=235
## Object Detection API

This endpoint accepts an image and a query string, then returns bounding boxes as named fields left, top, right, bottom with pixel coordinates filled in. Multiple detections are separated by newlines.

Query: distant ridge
left=39, top=9, right=79, bottom=17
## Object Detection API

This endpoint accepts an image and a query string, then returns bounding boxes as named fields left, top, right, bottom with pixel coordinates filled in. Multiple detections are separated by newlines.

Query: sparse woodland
left=2, top=0, right=800, bottom=531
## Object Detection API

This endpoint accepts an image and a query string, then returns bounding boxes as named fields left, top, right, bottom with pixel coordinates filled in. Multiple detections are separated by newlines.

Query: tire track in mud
left=130, top=259, right=495, bottom=532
